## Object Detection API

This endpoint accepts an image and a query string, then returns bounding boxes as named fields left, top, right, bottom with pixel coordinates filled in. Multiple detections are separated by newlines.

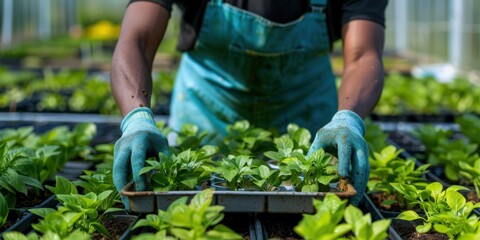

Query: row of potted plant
left=363, top=118, right=480, bottom=239
left=0, top=67, right=174, bottom=115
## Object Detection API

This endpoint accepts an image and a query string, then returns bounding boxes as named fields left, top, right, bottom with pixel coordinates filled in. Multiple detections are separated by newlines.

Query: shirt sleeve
left=128, top=0, right=174, bottom=12
left=341, top=0, right=388, bottom=28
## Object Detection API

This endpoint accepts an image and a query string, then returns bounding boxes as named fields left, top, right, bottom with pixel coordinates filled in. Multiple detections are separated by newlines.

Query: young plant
left=74, top=169, right=120, bottom=211
left=394, top=182, right=480, bottom=239
left=368, top=145, right=429, bottom=208
left=132, top=188, right=242, bottom=240
left=279, top=148, right=337, bottom=192
left=284, top=123, right=311, bottom=153
left=43, top=176, right=118, bottom=237
left=294, top=193, right=391, bottom=240
left=30, top=145, right=62, bottom=184
left=456, top=113, right=480, bottom=149
left=220, top=120, right=274, bottom=157
left=213, top=155, right=266, bottom=191
left=458, top=158, right=480, bottom=198
left=140, top=146, right=217, bottom=191
left=0, top=143, right=43, bottom=207
left=171, top=123, right=215, bottom=153
left=363, top=118, right=389, bottom=156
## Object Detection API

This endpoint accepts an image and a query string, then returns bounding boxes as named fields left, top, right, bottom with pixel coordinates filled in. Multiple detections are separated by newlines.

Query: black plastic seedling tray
left=121, top=182, right=357, bottom=214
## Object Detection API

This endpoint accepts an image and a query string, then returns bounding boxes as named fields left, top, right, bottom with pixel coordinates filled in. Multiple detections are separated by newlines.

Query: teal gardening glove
left=113, top=107, right=170, bottom=210
left=307, top=110, right=369, bottom=205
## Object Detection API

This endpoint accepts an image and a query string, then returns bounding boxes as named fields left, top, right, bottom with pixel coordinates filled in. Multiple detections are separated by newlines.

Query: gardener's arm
left=111, top=1, right=170, bottom=116
left=338, top=20, right=385, bottom=118
left=308, top=20, right=384, bottom=205
left=110, top=1, right=171, bottom=210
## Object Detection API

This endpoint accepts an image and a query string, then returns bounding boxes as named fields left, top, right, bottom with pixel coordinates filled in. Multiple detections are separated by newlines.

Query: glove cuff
left=332, top=110, right=366, bottom=136
left=121, top=107, right=156, bottom=132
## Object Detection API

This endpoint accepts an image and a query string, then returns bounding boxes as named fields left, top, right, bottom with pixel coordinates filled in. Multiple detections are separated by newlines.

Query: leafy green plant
left=363, top=118, right=389, bottom=155
left=458, top=158, right=480, bottom=198
left=30, top=146, right=62, bottom=184
left=170, top=123, right=215, bottom=153
left=456, top=113, right=480, bottom=152
left=294, top=193, right=391, bottom=240
left=74, top=169, right=120, bottom=211
left=284, top=123, right=311, bottom=153
left=220, top=120, right=274, bottom=157
left=213, top=155, right=265, bottom=191
left=140, top=147, right=217, bottom=191
left=368, top=145, right=429, bottom=208
left=278, top=148, right=337, bottom=192
left=132, top=188, right=242, bottom=240
left=394, top=182, right=480, bottom=239
left=0, top=143, right=43, bottom=207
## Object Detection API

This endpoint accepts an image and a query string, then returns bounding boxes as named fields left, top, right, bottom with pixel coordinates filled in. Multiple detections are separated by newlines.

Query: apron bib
left=169, top=0, right=337, bottom=140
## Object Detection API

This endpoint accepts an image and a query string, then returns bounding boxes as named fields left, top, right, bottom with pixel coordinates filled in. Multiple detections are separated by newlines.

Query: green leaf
left=301, top=184, right=319, bottom=193
left=397, top=210, right=422, bottom=221
left=91, top=221, right=112, bottom=238
left=47, top=176, right=78, bottom=195
left=29, top=208, right=56, bottom=218
left=416, top=222, right=432, bottom=233
left=446, top=190, right=466, bottom=211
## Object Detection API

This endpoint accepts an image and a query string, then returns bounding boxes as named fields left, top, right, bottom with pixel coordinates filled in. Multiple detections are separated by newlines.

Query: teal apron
left=170, top=0, right=337, bottom=140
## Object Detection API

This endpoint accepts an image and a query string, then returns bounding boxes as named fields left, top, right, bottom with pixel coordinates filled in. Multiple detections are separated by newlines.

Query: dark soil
left=16, top=189, right=53, bottom=208
left=221, top=213, right=252, bottom=240
left=91, top=215, right=136, bottom=240
left=369, top=192, right=404, bottom=213
left=0, top=210, right=23, bottom=232
left=466, top=191, right=479, bottom=203
left=391, top=219, right=449, bottom=240
left=260, top=213, right=303, bottom=240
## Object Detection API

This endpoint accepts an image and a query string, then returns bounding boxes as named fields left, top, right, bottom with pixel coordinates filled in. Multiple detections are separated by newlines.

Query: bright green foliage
left=2, top=230, right=91, bottom=240
left=414, top=124, right=479, bottom=184
left=368, top=145, right=429, bottom=207
left=264, top=136, right=305, bottom=163
left=133, top=188, right=242, bottom=240
left=265, top=136, right=337, bottom=192
left=294, top=193, right=391, bottom=240
left=74, top=169, right=120, bottom=211
left=284, top=123, right=311, bottom=153
left=45, top=175, right=78, bottom=195
left=413, top=124, right=453, bottom=153
left=213, top=155, right=268, bottom=191
left=37, top=123, right=97, bottom=163
left=30, top=146, right=62, bottom=184
left=344, top=205, right=391, bottom=240
left=0, top=143, right=43, bottom=207
left=458, top=158, right=480, bottom=202
left=0, top=126, right=37, bottom=148
left=394, top=182, right=480, bottom=239
left=250, top=165, right=282, bottom=191
left=220, top=120, right=275, bottom=158
left=140, top=147, right=217, bottom=191
left=171, top=124, right=215, bottom=153
left=363, top=119, right=389, bottom=155
left=456, top=113, right=480, bottom=149
left=279, top=148, right=337, bottom=192
left=0, top=193, right=9, bottom=228
left=41, top=176, right=115, bottom=237
left=374, top=74, right=480, bottom=115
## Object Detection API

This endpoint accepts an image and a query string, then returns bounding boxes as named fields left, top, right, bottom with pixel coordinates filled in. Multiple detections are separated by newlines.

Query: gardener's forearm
left=111, top=41, right=154, bottom=116
left=110, top=2, right=169, bottom=116
left=338, top=20, right=385, bottom=118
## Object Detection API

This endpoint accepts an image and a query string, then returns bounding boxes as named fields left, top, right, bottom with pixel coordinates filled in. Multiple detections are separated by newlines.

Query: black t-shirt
left=129, top=0, right=388, bottom=51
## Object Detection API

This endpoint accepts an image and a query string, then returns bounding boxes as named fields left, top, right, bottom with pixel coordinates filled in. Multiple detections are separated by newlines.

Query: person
left=111, top=0, right=388, bottom=208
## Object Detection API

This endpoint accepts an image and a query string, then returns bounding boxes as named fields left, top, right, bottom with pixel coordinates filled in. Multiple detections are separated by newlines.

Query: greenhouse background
left=1, top=0, right=479, bottom=72
left=1, top=0, right=480, bottom=239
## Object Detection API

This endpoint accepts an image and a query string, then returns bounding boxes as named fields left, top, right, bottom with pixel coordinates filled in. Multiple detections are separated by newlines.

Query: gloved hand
left=307, top=110, right=369, bottom=205
left=113, top=107, right=170, bottom=210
